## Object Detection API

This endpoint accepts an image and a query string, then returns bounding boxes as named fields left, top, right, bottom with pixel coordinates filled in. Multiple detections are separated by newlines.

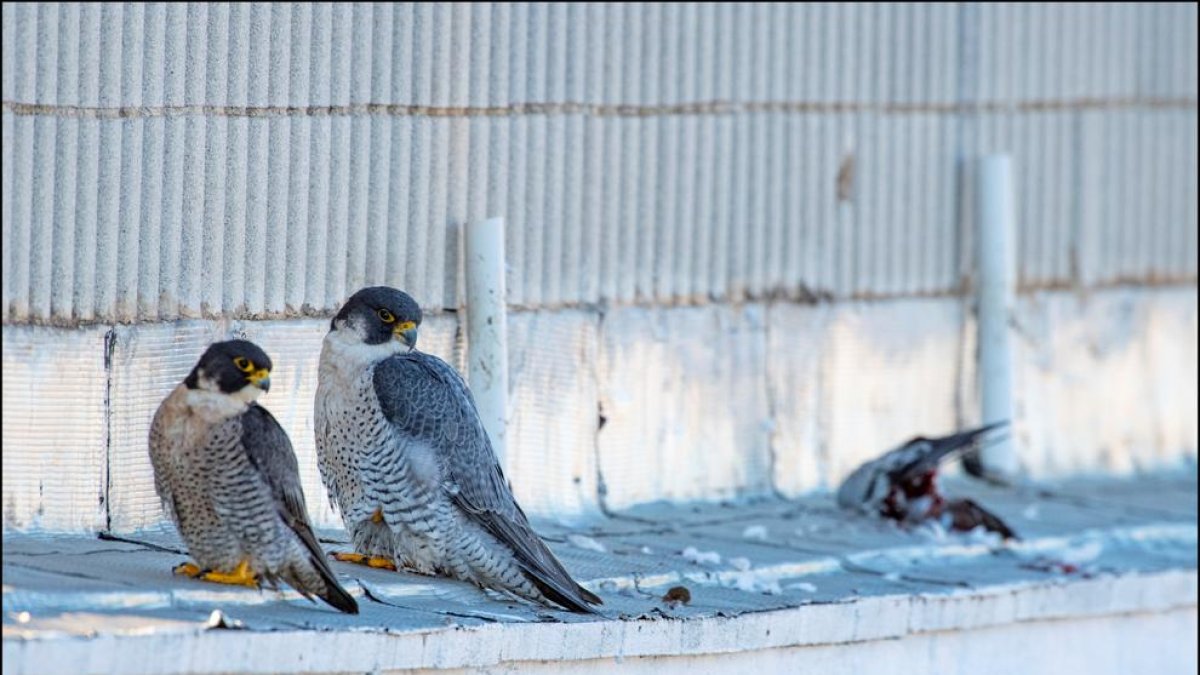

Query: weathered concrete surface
left=768, top=298, right=967, bottom=496
left=1012, top=287, right=1199, bottom=477
left=3, top=474, right=1195, bottom=675
left=1, top=325, right=109, bottom=532
left=505, top=310, right=603, bottom=521
left=595, top=304, right=772, bottom=510
left=412, top=608, right=1197, bottom=675
left=4, top=287, right=1197, bottom=532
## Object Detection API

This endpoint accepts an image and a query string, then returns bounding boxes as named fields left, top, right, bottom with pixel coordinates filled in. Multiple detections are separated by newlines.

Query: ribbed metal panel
left=1084, top=109, right=1199, bottom=286
left=1, top=2, right=1196, bottom=326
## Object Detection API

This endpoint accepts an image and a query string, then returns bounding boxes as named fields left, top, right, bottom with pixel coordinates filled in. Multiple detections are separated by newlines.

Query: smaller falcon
left=149, top=339, right=358, bottom=614
left=835, top=422, right=1018, bottom=539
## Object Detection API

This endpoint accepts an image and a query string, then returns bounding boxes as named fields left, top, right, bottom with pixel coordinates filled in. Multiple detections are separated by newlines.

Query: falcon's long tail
left=293, top=521, right=360, bottom=614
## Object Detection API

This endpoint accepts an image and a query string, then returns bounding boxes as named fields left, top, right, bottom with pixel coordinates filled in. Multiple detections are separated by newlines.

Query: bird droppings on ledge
left=742, top=525, right=770, bottom=541
left=680, top=547, right=723, bottom=565
left=567, top=534, right=608, bottom=553
left=1, top=473, right=1195, bottom=673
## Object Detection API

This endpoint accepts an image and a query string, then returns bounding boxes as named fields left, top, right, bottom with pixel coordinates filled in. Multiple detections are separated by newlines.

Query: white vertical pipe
left=976, top=155, right=1019, bottom=477
left=466, top=216, right=509, bottom=466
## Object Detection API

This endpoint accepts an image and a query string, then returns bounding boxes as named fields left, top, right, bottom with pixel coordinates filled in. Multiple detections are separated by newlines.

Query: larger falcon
left=315, top=286, right=602, bottom=613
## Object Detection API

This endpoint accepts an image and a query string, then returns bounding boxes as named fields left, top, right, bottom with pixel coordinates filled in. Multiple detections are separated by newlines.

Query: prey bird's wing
left=837, top=422, right=1010, bottom=511
left=944, top=498, right=1020, bottom=540
left=887, top=422, right=1010, bottom=485
left=374, top=353, right=602, bottom=613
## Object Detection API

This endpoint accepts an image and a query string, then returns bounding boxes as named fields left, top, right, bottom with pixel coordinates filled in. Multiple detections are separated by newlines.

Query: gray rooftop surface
left=2, top=473, right=1196, bottom=674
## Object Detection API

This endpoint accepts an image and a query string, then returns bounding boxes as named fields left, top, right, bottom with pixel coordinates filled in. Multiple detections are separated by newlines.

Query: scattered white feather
left=1058, top=539, right=1104, bottom=564
left=795, top=523, right=834, bottom=536
left=640, top=546, right=654, bottom=555
left=729, top=556, right=752, bottom=572
left=567, top=534, right=607, bottom=553
left=742, top=525, right=769, bottom=541
left=1022, top=504, right=1041, bottom=521
left=725, top=571, right=782, bottom=595
left=786, top=582, right=817, bottom=593
left=883, top=572, right=903, bottom=582
left=964, top=525, right=1005, bottom=548
left=913, top=519, right=950, bottom=542
left=681, top=546, right=722, bottom=565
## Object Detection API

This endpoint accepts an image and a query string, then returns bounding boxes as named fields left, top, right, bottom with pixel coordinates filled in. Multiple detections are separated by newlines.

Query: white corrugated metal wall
left=2, top=3, right=1197, bottom=532
left=3, top=2, right=1195, bottom=324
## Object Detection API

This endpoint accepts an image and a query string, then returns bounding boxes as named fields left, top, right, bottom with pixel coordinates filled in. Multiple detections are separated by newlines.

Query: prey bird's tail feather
left=894, top=421, right=1010, bottom=483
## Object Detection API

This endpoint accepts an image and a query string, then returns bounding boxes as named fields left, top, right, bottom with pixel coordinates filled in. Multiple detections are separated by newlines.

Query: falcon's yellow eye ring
left=233, top=357, right=255, bottom=372
left=377, top=308, right=396, bottom=323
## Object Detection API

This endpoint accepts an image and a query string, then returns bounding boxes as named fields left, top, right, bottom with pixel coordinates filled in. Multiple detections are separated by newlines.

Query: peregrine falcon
left=835, top=422, right=1018, bottom=539
left=315, top=286, right=603, bottom=613
left=149, top=339, right=359, bottom=614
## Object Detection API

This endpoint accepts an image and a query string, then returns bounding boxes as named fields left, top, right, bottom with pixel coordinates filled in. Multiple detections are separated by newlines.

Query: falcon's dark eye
left=377, top=308, right=396, bottom=324
left=233, top=357, right=254, bottom=372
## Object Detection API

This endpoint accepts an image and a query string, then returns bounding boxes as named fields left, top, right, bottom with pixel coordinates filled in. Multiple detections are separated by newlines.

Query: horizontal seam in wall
left=1, top=97, right=1196, bottom=120
left=3, top=279, right=1195, bottom=329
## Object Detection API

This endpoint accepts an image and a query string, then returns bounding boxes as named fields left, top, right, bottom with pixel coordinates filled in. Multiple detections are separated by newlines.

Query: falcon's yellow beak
left=393, top=321, right=418, bottom=348
left=248, top=368, right=271, bottom=393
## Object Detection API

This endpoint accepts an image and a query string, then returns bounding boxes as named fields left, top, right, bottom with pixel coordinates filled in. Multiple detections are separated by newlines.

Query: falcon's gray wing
left=374, top=353, right=602, bottom=612
left=240, top=405, right=310, bottom=523
left=240, top=404, right=357, bottom=611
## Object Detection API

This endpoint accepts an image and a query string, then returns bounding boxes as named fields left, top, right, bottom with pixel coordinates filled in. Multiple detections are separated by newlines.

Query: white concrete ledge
left=5, top=571, right=1197, bottom=675
left=3, top=474, right=1196, bottom=674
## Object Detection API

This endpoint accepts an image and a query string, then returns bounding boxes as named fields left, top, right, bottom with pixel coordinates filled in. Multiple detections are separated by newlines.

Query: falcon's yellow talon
left=198, top=559, right=259, bottom=588
left=371, top=507, right=385, bottom=524
left=366, top=556, right=397, bottom=571
left=173, top=562, right=203, bottom=578
left=332, top=551, right=396, bottom=570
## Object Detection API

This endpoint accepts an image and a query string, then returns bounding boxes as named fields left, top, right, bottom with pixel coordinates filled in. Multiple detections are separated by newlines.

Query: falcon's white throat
left=321, top=318, right=413, bottom=377
left=229, top=383, right=266, bottom=404
left=181, top=373, right=259, bottom=422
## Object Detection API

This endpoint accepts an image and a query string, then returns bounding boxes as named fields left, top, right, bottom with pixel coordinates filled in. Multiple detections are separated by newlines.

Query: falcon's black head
left=185, top=340, right=273, bottom=399
left=331, top=286, right=422, bottom=349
